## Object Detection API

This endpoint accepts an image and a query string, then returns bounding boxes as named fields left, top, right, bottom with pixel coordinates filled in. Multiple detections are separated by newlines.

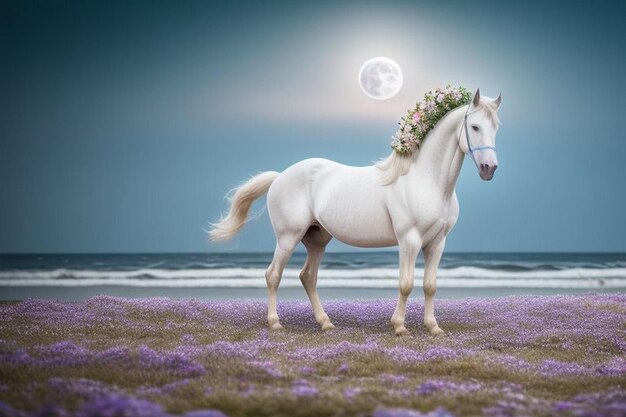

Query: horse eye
left=471, top=125, right=480, bottom=132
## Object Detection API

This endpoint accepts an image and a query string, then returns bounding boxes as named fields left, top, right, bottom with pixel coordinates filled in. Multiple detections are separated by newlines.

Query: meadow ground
left=0, top=294, right=625, bottom=416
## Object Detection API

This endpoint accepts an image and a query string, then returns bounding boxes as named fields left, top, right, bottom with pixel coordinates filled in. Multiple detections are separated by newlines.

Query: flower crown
left=391, top=85, right=472, bottom=155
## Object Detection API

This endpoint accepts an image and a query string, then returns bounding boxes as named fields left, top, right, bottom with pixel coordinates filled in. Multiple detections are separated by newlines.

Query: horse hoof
left=269, top=322, right=284, bottom=331
left=429, top=327, right=445, bottom=337
left=321, top=322, right=335, bottom=331
left=395, top=326, right=410, bottom=337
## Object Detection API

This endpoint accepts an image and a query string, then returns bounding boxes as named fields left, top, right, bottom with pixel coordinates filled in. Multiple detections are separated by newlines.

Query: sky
left=0, top=0, right=625, bottom=253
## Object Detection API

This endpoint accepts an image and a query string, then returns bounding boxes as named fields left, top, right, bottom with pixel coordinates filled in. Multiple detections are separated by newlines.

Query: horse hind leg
left=300, top=225, right=334, bottom=331
left=265, top=232, right=301, bottom=331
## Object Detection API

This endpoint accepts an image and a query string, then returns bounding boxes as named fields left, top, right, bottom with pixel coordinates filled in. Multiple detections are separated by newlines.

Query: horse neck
left=409, top=106, right=467, bottom=198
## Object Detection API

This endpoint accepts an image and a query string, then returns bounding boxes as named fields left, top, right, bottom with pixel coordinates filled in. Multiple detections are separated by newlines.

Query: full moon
left=358, top=57, right=403, bottom=100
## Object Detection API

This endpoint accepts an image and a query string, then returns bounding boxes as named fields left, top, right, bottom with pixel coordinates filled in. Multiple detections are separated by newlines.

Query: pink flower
left=436, top=93, right=445, bottom=103
left=412, top=112, right=421, bottom=124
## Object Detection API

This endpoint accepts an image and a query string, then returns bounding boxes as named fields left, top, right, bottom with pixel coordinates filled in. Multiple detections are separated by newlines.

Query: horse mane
left=375, top=150, right=418, bottom=185
left=376, top=100, right=500, bottom=185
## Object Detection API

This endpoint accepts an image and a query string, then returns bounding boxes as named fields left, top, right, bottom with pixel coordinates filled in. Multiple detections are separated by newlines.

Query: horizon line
left=1, top=251, right=625, bottom=256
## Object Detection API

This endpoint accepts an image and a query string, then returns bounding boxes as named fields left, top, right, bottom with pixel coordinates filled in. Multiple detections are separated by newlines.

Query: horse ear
left=494, top=93, right=502, bottom=108
left=472, top=88, right=481, bottom=107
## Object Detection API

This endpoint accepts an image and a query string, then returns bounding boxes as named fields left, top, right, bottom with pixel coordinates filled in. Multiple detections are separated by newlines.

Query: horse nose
left=481, top=163, right=497, bottom=174
left=479, top=163, right=497, bottom=181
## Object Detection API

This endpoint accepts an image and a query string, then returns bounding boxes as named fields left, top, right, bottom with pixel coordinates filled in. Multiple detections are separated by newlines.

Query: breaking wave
left=1, top=267, right=625, bottom=288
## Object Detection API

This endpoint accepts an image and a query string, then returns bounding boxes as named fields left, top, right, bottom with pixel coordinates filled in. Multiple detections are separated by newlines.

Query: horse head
left=459, top=88, right=502, bottom=181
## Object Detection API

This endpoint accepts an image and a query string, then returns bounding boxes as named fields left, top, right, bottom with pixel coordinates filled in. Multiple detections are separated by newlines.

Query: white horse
left=210, top=88, right=501, bottom=336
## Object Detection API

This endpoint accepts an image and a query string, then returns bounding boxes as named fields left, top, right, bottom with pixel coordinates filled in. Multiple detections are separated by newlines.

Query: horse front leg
left=423, top=238, right=445, bottom=336
left=390, top=233, right=421, bottom=336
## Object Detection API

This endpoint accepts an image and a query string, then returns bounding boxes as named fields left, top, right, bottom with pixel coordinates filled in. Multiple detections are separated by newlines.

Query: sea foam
left=1, top=267, right=625, bottom=288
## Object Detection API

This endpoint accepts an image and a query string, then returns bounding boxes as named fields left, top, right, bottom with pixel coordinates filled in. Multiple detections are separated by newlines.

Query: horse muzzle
left=474, top=149, right=498, bottom=181
left=479, top=163, right=498, bottom=181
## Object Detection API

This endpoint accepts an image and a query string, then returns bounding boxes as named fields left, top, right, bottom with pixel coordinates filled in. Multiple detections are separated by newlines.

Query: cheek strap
left=461, top=107, right=496, bottom=168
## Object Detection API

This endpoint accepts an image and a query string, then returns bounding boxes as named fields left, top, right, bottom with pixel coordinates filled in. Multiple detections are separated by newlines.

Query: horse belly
left=313, top=173, right=397, bottom=248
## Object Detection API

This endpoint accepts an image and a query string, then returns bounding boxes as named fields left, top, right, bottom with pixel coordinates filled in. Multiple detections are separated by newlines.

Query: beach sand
left=0, top=285, right=620, bottom=301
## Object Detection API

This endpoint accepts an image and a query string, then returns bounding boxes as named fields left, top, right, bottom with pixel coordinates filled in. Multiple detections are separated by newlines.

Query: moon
left=358, top=57, right=403, bottom=100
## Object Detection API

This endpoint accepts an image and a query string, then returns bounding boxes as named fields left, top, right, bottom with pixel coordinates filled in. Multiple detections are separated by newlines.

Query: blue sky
left=0, top=0, right=625, bottom=253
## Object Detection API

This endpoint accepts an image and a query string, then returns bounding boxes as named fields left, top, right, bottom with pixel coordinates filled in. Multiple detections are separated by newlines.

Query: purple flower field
left=0, top=294, right=625, bottom=416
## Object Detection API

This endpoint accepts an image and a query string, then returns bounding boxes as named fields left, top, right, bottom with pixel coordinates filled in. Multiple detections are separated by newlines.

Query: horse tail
left=209, top=171, right=280, bottom=241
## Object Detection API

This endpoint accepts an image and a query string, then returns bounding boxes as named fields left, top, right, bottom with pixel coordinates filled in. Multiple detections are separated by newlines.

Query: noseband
left=460, top=104, right=496, bottom=168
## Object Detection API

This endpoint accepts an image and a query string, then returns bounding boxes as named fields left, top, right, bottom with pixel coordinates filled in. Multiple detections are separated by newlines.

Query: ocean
left=0, top=252, right=624, bottom=301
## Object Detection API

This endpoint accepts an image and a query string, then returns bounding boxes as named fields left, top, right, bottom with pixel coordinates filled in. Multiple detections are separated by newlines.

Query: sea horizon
left=3, top=250, right=626, bottom=255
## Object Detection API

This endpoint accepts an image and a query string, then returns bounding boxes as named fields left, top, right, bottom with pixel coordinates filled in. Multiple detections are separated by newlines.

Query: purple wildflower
left=380, top=374, right=408, bottom=384
left=76, top=394, right=167, bottom=417
left=373, top=407, right=455, bottom=417
left=36, top=341, right=91, bottom=366
left=291, top=379, right=318, bottom=397
left=416, top=380, right=481, bottom=396
left=343, top=387, right=362, bottom=400
left=0, top=349, right=31, bottom=365
left=47, top=377, right=112, bottom=399
left=298, top=366, right=315, bottom=375
left=95, top=347, right=131, bottom=364
left=596, top=357, right=626, bottom=376
left=183, top=411, right=228, bottom=417
left=138, top=346, right=205, bottom=377
left=552, top=401, right=577, bottom=411
left=0, top=402, right=18, bottom=417
left=1, top=294, right=625, bottom=416
left=257, top=360, right=283, bottom=378
left=385, top=346, right=470, bottom=363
